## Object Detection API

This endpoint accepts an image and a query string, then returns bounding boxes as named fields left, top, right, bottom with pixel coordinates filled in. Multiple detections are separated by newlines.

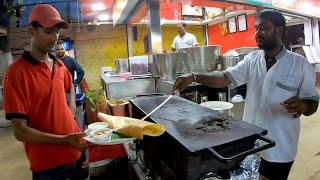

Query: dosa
left=97, top=112, right=165, bottom=139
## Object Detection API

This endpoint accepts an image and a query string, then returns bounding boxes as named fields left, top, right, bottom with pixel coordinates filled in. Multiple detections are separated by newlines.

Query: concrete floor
left=0, top=113, right=320, bottom=179
left=288, top=113, right=320, bottom=180
left=0, top=127, right=31, bottom=179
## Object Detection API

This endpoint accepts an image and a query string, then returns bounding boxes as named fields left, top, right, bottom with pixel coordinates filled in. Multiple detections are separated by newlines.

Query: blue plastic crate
left=76, top=93, right=85, bottom=106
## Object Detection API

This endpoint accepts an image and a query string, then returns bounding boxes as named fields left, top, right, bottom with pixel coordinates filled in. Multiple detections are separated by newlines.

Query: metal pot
left=177, top=45, right=221, bottom=73
left=152, top=52, right=179, bottom=81
left=235, top=47, right=259, bottom=54
left=115, top=58, right=129, bottom=74
left=221, top=56, right=240, bottom=70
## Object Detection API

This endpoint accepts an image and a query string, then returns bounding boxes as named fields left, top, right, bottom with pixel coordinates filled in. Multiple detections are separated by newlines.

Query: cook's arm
left=173, top=53, right=251, bottom=93
left=290, top=59, right=320, bottom=117
left=282, top=97, right=318, bottom=117
left=193, top=72, right=231, bottom=88
left=302, top=100, right=318, bottom=116
left=172, top=71, right=231, bottom=93
left=283, top=60, right=319, bottom=117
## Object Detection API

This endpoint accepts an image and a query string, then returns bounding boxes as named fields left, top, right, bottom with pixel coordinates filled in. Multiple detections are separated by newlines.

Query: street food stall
left=6, top=0, right=320, bottom=179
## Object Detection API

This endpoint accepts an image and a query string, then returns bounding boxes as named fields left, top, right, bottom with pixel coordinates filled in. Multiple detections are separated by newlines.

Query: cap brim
left=42, top=18, right=70, bottom=30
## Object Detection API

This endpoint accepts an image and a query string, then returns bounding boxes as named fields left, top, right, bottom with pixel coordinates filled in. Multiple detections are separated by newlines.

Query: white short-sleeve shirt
left=224, top=46, right=319, bottom=162
left=171, top=32, right=198, bottom=50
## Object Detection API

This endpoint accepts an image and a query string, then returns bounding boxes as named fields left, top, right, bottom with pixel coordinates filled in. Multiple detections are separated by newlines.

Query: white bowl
left=90, top=128, right=113, bottom=141
left=201, top=101, right=234, bottom=116
left=88, top=122, right=109, bottom=132
left=201, top=101, right=233, bottom=110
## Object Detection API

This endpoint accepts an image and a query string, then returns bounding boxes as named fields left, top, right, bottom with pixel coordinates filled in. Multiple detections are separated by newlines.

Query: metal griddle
left=131, top=95, right=273, bottom=153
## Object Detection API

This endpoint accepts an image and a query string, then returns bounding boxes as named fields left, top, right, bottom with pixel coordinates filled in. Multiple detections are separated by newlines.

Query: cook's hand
left=63, top=132, right=91, bottom=152
left=281, top=96, right=307, bottom=118
left=172, top=74, right=194, bottom=93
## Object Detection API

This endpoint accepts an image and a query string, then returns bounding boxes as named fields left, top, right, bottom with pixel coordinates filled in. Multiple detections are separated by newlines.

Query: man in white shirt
left=173, top=11, right=319, bottom=180
left=171, top=22, right=198, bottom=52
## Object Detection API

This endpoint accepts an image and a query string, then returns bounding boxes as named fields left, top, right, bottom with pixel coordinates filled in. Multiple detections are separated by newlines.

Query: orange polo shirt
left=4, top=51, right=81, bottom=172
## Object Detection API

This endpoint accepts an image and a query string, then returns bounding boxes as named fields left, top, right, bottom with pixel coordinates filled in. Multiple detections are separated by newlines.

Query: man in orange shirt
left=3, top=4, right=89, bottom=179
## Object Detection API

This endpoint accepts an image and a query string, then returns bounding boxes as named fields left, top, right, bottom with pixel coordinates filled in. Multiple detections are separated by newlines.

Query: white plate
left=200, top=101, right=233, bottom=110
left=84, top=129, right=135, bottom=145
left=88, top=122, right=109, bottom=132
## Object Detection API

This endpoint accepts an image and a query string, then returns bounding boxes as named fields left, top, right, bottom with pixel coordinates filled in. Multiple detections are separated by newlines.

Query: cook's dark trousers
left=259, top=158, right=294, bottom=180
left=32, top=150, right=89, bottom=180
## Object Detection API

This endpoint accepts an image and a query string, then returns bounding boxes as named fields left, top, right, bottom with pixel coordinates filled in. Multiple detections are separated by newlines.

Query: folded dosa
left=97, top=112, right=165, bottom=139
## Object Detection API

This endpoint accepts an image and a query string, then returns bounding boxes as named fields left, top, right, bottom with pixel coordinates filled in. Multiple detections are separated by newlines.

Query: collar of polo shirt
left=22, top=51, right=63, bottom=66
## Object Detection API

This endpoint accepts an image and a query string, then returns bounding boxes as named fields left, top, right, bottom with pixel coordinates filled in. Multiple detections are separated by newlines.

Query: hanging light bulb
left=91, top=2, right=106, bottom=11
left=97, top=13, right=110, bottom=21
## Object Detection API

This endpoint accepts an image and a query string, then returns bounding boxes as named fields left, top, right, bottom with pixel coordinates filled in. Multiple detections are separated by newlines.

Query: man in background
left=171, top=22, right=198, bottom=52
left=55, top=40, right=84, bottom=85
left=293, top=36, right=306, bottom=57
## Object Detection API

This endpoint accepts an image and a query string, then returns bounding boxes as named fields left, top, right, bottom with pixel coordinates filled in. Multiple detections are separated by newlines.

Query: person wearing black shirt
left=55, top=40, right=84, bottom=85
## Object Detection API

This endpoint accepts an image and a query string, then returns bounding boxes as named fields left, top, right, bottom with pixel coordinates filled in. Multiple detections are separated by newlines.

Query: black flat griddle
left=130, top=95, right=268, bottom=153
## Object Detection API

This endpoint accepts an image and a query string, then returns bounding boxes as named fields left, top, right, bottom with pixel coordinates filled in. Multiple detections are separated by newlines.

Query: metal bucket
left=235, top=47, right=259, bottom=55
left=115, top=59, right=129, bottom=74
left=177, top=45, right=221, bottom=73
left=221, top=56, right=240, bottom=70
left=152, top=52, right=179, bottom=81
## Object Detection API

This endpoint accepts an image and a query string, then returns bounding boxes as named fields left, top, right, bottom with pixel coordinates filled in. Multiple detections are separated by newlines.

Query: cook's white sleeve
left=192, top=34, right=198, bottom=46
left=299, top=61, right=319, bottom=102
left=223, top=54, right=251, bottom=88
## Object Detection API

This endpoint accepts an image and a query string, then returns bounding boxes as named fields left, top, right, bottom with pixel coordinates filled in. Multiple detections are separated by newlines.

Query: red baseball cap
left=29, top=4, right=70, bottom=29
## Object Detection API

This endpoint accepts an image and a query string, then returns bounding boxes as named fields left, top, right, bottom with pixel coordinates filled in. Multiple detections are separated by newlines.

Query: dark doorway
left=283, top=24, right=304, bottom=49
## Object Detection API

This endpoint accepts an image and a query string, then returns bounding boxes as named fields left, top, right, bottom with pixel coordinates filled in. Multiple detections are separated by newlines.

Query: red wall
left=160, top=3, right=182, bottom=20
left=129, top=2, right=182, bottom=23
left=208, top=14, right=257, bottom=54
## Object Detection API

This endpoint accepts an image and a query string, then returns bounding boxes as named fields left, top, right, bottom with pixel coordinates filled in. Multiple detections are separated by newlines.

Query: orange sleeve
left=4, top=67, right=28, bottom=120
left=63, top=66, right=72, bottom=93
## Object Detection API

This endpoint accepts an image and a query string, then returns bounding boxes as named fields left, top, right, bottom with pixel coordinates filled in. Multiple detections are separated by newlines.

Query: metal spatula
left=140, top=95, right=173, bottom=121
